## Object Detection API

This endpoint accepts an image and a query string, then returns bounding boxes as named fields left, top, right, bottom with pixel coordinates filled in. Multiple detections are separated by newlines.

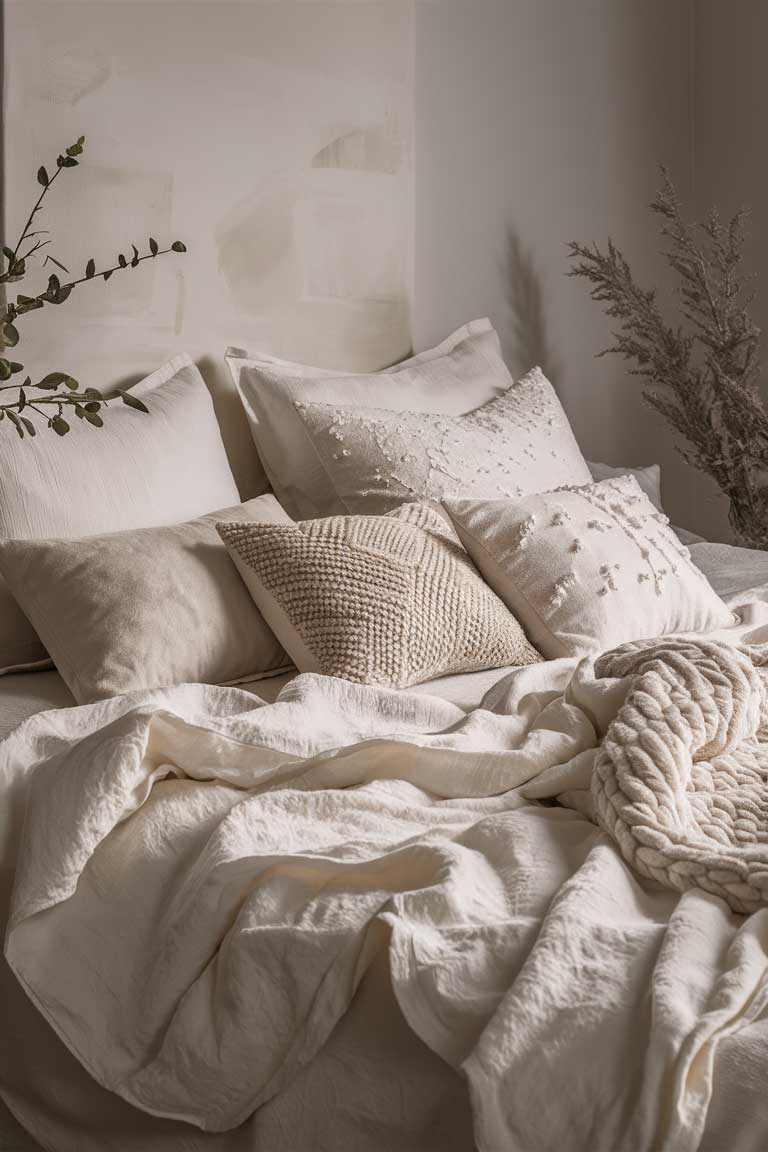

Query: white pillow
left=225, top=320, right=512, bottom=519
left=288, top=367, right=592, bottom=516
left=0, top=354, right=240, bottom=674
left=588, top=461, right=662, bottom=510
left=444, top=476, right=734, bottom=659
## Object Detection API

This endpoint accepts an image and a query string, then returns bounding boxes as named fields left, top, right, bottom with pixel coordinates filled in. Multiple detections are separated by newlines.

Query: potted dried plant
left=0, top=136, right=186, bottom=440
left=568, top=170, right=768, bottom=549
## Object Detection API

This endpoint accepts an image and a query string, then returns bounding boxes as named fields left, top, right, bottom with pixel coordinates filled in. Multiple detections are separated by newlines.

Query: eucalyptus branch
left=0, top=134, right=187, bottom=442
left=568, top=167, right=768, bottom=549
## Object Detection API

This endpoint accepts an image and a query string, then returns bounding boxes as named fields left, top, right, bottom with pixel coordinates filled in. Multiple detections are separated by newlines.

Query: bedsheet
left=3, top=537, right=768, bottom=1152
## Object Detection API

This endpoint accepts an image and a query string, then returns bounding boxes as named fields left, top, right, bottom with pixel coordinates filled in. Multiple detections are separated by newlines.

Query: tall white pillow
left=444, top=477, right=734, bottom=658
left=225, top=320, right=512, bottom=519
left=587, top=461, right=662, bottom=510
left=0, top=354, right=240, bottom=673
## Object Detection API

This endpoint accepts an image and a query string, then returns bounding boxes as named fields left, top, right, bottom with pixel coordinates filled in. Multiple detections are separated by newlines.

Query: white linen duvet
left=3, top=542, right=768, bottom=1152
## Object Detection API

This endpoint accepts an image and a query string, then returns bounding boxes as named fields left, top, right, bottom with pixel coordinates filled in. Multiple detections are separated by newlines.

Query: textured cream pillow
left=587, top=461, right=663, bottom=510
left=444, top=477, right=735, bottom=659
left=0, top=354, right=240, bottom=675
left=217, top=502, right=540, bottom=689
left=0, top=496, right=292, bottom=704
left=225, top=320, right=511, bottom=518
left=290, top=367, right=592, bottom=516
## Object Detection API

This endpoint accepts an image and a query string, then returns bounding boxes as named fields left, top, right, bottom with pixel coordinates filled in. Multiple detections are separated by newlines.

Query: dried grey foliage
left=568, top=169, right=768, bottom=549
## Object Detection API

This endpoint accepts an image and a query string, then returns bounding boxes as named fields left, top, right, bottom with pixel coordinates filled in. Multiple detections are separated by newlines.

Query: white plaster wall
left=2, top=0, right=414, bottom=496
left=413, top=0, right=732, bottom=540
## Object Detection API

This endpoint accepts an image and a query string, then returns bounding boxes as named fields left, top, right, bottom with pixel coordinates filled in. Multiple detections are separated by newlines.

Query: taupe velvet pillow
left=0, top=495, right=293, bottom=703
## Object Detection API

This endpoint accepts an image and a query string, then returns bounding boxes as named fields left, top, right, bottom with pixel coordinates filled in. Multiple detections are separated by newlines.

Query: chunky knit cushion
left=218, top=503, right=540, bottom=688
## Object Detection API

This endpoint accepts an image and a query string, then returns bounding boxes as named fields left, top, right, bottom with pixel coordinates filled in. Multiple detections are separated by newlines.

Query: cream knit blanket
left=593, top=637, right=768, bottom=914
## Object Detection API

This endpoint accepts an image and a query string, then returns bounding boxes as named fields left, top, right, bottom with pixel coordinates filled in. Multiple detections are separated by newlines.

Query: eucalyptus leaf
left=18, top=387, right=26, bottom=411
left=84, top=410, right=103, bottom=427
left=6, top=410, right=24, bottom=438
left=85, top=258, right=95, bottom=278
left=118, top=390, right=149, bottom=414
left=36, top=371, right=70, bottom=389
left=37, top=166, right=49, bottom=188
left=149, top=237, right=158, bottom=255
left=50, top=415, right=70, bottom=437
left=2, top=247, right=15, bottom=262
left=118, top=254, right=127, bottom=268
left=103, top=270, right=113, bottom=281
left=60, top=156, right=78, bottom=168
left=9, top=362, right=23, bottom=374
left=171, top=241, right=187, bottom=253
left=0, top=360, right=11, bottom=381
left=1, top=323, right=20, bottom=348
left=53, top=285, right=73, bottom=304
left=48, top=274, right=60, bottom=292
left=21, top=417, right=36, bottom=436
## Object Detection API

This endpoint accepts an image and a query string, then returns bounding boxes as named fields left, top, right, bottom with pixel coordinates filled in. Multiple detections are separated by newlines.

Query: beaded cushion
left=217, top=502, right=540, bottom=688
left=444, top=476, right=735, bottom=659
left=289, top=366, right=592, bottom=515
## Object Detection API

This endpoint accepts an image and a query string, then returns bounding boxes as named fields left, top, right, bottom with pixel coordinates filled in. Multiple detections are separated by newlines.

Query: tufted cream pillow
left=288, top=367, right=592, bottom=516
left=217, top=503, right=540, bottom=689
left=444, top=476, right=735, bottom=659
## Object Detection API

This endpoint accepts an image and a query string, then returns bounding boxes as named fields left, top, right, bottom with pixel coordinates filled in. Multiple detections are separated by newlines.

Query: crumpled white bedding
left=4, top=540, right=768, bottom=1152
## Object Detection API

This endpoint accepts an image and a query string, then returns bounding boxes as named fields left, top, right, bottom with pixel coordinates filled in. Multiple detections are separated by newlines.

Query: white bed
left=2, top=540, right=768, bottom=1152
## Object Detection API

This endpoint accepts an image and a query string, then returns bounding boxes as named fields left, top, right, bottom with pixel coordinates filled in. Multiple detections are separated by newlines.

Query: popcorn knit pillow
left=218, top=502, right=540, bottom=688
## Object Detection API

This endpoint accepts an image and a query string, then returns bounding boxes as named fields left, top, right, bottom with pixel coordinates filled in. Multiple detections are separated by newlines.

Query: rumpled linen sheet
left=6, top=595, right=768, bottom=1151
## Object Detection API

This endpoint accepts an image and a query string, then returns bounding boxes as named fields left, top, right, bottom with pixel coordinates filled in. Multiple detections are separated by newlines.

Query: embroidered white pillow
left=225, top=320, right=512, bottom=519
left=289, top=367, right=591, bottom=516
left=217, top=502, right=540, bottom=689
left=0, top=354, right=240, bottom=675
left=444, top=477, right=734, bottom=659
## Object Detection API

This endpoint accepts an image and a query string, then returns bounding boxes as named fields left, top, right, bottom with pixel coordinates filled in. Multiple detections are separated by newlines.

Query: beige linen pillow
left=217, top=502, right=540, bottom=689
left=0, top=354, right=240, bottom=675
left=0, top=496, right=292, bottom=704
left=444, top=477, right=735, bottom=659
left=290, top=367, right=592, bottom=516
left=225, top=320, right=511, bottom=518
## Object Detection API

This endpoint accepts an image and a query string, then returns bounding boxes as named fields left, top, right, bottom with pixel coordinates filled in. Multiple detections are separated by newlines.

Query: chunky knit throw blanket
left=593, top=637, right=768, bottom=914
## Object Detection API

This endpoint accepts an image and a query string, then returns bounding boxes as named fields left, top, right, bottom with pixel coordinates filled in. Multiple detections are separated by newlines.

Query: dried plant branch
left=568, top=168, right=768, bottom=548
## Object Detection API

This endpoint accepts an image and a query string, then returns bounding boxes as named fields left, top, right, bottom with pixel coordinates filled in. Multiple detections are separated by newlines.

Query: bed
left=4, top=326, right=768, bottom=1152
left=2, top=541, right=768, bottom=1152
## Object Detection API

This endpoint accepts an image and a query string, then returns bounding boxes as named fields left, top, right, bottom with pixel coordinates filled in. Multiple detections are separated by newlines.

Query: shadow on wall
left=503, top=229, right=562, bottom=387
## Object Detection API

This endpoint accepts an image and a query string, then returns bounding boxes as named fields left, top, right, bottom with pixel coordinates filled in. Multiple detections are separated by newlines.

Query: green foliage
left=568, top=168, right=768, bottom=549
left=0, top=135, right=187, bottom=442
